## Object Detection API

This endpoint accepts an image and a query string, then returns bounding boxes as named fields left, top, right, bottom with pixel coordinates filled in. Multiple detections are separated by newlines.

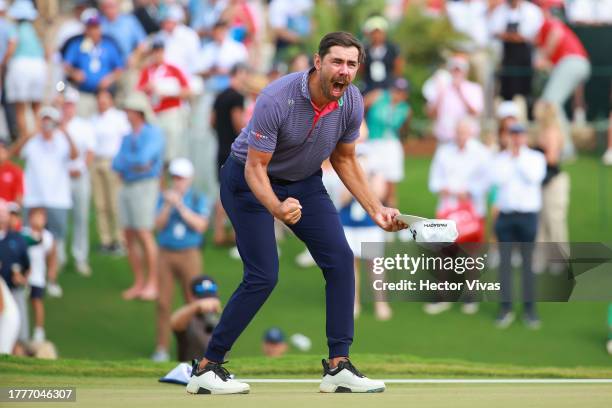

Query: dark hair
left=318, top=32, right=365, bottom=64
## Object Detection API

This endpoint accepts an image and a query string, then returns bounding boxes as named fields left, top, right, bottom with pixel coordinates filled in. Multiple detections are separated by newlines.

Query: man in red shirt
left=535, top=2, right=591, bottom=159
left=0, top=140, right=23, bottom=204
left=137, top=39, right=191, bottom=166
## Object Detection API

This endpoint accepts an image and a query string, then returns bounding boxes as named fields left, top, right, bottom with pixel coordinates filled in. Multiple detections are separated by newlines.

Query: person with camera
left=151, top=158, right=209, bottom=362
left=171, top=276, right=222, bottom=362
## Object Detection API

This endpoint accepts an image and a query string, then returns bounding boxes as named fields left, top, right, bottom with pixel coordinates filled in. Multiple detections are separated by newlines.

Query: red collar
left=310, top=100, right=339, bottom=124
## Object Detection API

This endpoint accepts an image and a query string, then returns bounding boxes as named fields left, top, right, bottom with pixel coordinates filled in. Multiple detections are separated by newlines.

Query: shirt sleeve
left=20, top=139, right=33, bottom=160
left=428, top=147, right=445, bottom=193
left=108, top=41, right=125, bottom=70
left=246, top=93, right=282, bottom=153
left=520, top=4, right=544, bottom=41
left=63, top=40, right=79, bottom=67
left=14, top=167, right=24, bottom=199
left=339, top=91, right=364, bottom=143
left=196, top=194, right=209, bottom=217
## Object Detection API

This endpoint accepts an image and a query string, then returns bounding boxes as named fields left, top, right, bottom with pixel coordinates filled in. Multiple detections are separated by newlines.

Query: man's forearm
left=331, top=153, right=382, bottom=216
left=244, top=162, right=282, bottom=216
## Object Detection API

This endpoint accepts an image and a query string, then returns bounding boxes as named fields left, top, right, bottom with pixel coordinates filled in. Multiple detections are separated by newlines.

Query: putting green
left=2, top=375, right=612, bottom=408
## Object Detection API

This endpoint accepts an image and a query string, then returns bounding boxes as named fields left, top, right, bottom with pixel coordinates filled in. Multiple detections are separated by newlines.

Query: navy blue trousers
left=495, top=212, right=538, bottom=312
left=204, top=156, right=355, bottom=361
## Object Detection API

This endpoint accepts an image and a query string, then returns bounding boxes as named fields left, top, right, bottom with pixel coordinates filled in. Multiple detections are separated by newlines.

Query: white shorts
left=365, top=138, right=405, bottom=183
left=344, top=226, right=385, bottom=259
left=6, top=57, right=48, bottom=103
left=119, top=178, right=160, bottom=230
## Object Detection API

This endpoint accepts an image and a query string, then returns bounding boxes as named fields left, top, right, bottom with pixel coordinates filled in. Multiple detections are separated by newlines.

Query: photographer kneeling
left=171, top=276, right=222, bottom=362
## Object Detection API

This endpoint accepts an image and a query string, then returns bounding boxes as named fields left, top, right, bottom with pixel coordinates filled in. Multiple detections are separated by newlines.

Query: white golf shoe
left=319, top=359, right=385, bottom=393
left=186, top=360, right=250, bottom=395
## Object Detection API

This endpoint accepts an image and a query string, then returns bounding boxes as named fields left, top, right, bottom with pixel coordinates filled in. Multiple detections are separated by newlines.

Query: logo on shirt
left=251, top=130, right=267, bottom=141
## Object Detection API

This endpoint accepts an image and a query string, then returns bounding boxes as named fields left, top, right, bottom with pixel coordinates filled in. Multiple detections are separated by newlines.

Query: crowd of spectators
left=0, top=0, right=611, bottom=358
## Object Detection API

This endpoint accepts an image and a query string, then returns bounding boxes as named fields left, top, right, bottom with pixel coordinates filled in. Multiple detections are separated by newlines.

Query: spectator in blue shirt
left=63, top=9, right=124, bottom=117
left=112, top=92, right=164, bottom=302
left=152, top=157, right=209, bottom=362
left=100, top=0, right=146, bottom=66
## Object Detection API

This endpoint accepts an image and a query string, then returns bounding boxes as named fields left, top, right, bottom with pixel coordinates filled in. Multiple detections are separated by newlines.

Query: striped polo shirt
left=231, top=68, right=364, bottom=181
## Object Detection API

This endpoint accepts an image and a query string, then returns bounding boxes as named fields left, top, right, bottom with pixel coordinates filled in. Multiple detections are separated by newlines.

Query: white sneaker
left=47, top=283, right=63, bottom=298
left=319, top=359, right=385, bottom=393
left=602, top=149, right=612, bottom=166
left=186, top=360, right=250, bottom=395
left=32, top=326, right=46, bottom=343
left=76, top=262, right=92, bottom=277
left=151, top=349, right=170, bottom=362
left=461, top=302, right=479, bottom=315
left=295, top=249, right=316, bottom=268
left=423, top=302, right=452, bottom=315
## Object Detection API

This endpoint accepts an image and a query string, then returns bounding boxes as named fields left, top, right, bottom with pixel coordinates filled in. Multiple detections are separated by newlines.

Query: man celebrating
left=187, top=32, right=406, bottom=395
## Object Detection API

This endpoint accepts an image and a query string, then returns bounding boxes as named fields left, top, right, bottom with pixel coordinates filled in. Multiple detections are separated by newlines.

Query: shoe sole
left=319, top=384, right=385, bottom=393
left=187, top=386, right=250, bottom=395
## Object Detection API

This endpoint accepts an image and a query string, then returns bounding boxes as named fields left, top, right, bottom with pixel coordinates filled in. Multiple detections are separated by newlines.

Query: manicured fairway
left=2, top=375, right=612, bottom=408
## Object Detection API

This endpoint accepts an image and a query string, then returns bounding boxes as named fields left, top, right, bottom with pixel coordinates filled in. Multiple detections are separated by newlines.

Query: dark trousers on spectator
left=205, top=155, right=354, bottom=362
left=495, top=212, right=538, bottom=314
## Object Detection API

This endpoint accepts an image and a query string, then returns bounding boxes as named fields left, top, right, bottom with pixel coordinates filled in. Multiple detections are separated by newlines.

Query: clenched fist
left=274, top=197, right=302, bottom=225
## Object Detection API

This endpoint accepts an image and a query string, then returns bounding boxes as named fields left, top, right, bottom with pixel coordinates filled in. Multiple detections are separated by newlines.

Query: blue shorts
left=30, top=285, right=45, bottom=300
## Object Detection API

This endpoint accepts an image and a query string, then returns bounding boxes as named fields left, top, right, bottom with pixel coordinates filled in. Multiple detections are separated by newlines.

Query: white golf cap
left=38, top=106, right=61, bottom=123
left=497, top=100, right=520, bottom=119
left=169, top=158, right=194, bottom=178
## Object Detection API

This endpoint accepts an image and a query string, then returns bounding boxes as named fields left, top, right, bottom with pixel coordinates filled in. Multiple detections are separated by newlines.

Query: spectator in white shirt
left=158, top=5, right=200, bottom=77
left=90, top=89, right=130, bottom=255
left=195, top=20, right=248, bottom=94
left=10, top=107, right=78, bottom=282
left=429, top=117, right=491, bottom=220
left=62, top=88, right=96, bottom=276
left=491, top=122, right=546, bottom=330
left=426, top=55, right=484, bottom=144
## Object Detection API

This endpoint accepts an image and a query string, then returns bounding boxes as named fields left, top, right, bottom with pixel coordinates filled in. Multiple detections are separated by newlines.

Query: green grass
left=4, top=354, right=612, bottom=378
left=35, top=155, right=612, bottom=370
left=3, top=375, right=612, bottom=408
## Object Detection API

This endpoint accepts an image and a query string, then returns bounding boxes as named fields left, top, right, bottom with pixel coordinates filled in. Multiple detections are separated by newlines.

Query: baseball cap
left=363, top=16, right=389, bottom=34
left=509, top=123, right=527, bottom=134
left=38, top=106, right=61, bottom=123
left=191, top=276, right=218, bottom=299
left=0, top=1, right=7, bottom=12
left=169, top=158, right=194, bottom=178
left=81, top=8, right=101, bottom=26
left=263, top=327, right=286, bottom=344
left=497, top=100, right=520, bottom=120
